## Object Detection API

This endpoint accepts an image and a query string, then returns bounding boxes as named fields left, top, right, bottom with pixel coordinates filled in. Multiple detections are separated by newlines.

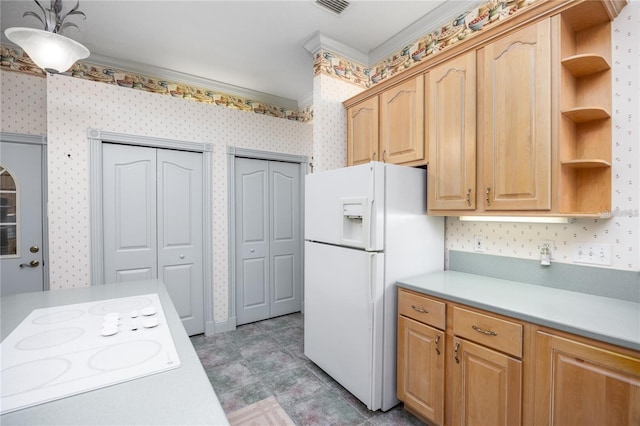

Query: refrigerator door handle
left=366, top=196, right=375, bottom=251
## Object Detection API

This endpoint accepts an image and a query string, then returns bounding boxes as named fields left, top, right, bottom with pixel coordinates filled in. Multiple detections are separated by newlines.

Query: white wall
left=41, top=76, right=312, bottom=323
left=0, top=71, right=46, bottom=135
left=311, top=73, right=362, bottom=172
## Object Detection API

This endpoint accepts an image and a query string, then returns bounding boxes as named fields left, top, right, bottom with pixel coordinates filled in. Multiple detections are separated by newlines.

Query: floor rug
left=227, top=396, right=295, bottom=426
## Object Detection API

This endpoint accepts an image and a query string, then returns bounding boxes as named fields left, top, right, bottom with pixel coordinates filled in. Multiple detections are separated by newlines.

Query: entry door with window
left=102, top=143, right=204, bottom=335
left=0, top=141, right=45, bottom=296
left=235, top=157, right=302, bottom=325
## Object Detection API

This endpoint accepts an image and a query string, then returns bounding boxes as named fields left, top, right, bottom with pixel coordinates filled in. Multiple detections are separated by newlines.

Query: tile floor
left=190, top=312, right=425, bottom=425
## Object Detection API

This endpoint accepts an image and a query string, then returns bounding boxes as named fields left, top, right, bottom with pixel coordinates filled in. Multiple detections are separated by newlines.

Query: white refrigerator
left=304, top=161, right=444, bottom=411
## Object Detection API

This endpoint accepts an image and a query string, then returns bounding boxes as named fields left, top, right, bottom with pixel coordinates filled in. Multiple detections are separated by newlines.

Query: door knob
left=20, top=260, right=40, bottom=268
left=30, top=246, right=40, bottom=253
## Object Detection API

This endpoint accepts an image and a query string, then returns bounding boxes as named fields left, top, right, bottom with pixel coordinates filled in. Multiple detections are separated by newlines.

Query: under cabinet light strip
left=458, top=216, right=575, bottom=224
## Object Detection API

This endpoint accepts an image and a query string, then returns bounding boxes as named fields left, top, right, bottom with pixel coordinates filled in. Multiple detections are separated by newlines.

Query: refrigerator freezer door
left=304, top=241, right=384, bottom=410
left=305, top=162, right=384, bottom=251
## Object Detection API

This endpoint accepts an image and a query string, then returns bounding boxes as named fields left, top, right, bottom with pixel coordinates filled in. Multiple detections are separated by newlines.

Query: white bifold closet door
left=235, top=157, right=302, bottom=326
left=102, top=143, right=204, bottom=335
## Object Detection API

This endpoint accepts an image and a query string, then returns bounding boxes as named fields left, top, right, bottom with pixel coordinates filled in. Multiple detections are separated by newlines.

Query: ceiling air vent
left=316, top=0, right=350, bottom=15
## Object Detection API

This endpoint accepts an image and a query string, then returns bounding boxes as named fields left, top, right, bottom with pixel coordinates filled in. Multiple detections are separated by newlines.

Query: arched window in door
left=0, top=166, right=18, bottom=256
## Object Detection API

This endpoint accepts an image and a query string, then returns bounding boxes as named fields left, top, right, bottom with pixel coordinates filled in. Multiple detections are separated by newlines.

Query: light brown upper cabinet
left=346, top=76, right=425, bottom=167
left=379, top=76, right=425, bottom=165
left=478, top=19, right=552, bottom=211
left=343, top=0, right=624, bottom=217
left=347, top=96, right=379, bottom=166
left=426, top=51, right=476, bottom=212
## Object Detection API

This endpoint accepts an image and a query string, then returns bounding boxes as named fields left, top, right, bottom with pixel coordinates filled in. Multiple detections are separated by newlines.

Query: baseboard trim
left=206, top=317, right=237, bottom=336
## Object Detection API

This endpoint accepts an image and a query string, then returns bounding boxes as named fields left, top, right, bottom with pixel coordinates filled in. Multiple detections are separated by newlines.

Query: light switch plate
left=572, top=243, right=612, bottom=266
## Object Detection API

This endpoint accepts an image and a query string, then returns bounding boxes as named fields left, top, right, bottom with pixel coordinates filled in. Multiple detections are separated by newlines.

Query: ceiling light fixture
left=4, top=0, right=89, bottom=75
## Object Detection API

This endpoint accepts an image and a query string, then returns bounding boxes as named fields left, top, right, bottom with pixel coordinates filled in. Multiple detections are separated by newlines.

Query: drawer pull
left=454, top=341, right=460, bottom=364
left=472, top=325, right=498, bottom=336
left=435, top=334, right=441, bottom=355
left=411, top=305, right=429, bottom=314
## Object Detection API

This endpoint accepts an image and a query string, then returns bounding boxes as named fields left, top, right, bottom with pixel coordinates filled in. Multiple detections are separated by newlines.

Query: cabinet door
left=397, top=316, right=445, bottom=425
left=380, top=76, right=425, bottom=165
left=452, top=338, right=522, bottom=426
left=347, top=97, right=379, bottom=166
left=479, top=19, right=551, bottom=210
left=426, top=52, right=476, bottom=211
left=534, top=331, right=640, bottom=426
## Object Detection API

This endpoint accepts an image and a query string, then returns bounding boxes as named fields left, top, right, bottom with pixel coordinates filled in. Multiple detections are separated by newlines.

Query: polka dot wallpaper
left=45, top=76, right=312, bottom=322
left=312, top=74, right=363, bottom=172
left=0, top=71, right=46, bottom=135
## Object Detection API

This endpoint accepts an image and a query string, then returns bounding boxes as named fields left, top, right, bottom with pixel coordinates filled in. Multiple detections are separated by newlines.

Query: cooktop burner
left=0, top=293, right=180, bottom=414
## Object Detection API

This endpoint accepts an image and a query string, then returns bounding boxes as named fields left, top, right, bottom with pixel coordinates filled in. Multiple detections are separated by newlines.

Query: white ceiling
left=1, top=0, right=476, bottom=109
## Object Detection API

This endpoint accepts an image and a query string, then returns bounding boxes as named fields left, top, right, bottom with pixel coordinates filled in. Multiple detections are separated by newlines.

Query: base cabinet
left=397, top=288, right=640, bottom=426
left=534, top=331, right=640, bottom=426
left=451, top=338, right=522, bottom=426
left=397, top=315, right=445, bottom=425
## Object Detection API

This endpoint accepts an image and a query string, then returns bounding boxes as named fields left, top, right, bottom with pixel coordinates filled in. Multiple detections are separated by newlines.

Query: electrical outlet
left=540, top=240, right=554, bottom=260
left=474, top=235, right=485, bottom=252
left=572, top=243, right=612, bottom=266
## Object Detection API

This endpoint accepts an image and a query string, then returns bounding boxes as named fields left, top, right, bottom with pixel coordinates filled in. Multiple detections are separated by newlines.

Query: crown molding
left=369, top=0, right=485, bottom=64
left=85, top=52, right=300, bottom=111
left=301, top=30, right=369, bottom=65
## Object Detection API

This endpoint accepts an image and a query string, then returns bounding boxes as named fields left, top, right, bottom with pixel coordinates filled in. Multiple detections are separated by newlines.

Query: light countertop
left=0, top=279, right=229, bottom=426
left=397, top=271, right=640, bottom=351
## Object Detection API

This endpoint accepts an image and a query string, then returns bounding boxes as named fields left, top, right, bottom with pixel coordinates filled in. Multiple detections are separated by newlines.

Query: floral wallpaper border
left=0, top=44, right=314, bottom=123
left=314, top=0, right=538, bottom=88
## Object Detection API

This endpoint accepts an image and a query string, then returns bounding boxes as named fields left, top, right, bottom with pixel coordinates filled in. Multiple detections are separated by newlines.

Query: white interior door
left=103, top=143, right=204, bottom=335
left=157, top=149, right=203, bottom=335
left=235, top=157, right=301, bottom=325
left=0, top=142, right=44, bottom=296
left=103, top=144, right=157, bottom=282
left=269, top=161, right=301, bottom=318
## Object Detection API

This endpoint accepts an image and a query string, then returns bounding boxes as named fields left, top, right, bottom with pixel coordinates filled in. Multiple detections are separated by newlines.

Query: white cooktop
left=0, top=293, right=181, bottom=414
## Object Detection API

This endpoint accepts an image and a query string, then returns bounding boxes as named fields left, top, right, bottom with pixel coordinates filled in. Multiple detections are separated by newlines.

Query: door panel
left=242, top=258, right=268, bottom=307
left=157, top=149, right=203, bottom=335
left=115, top=268, right=153, bottom=282
left=103, top=144, right=157, bottom=284
left=269, top=161, right=301, bottom=317
left=236, top=158, right=270, bottom=324
left=0, top=142, right=44, bottom=296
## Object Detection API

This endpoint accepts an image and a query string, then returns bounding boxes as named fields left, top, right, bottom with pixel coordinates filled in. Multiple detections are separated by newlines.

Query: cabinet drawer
left=453, top=307, right=522, bottom=358
left=398, top=289, right=445, bottom=330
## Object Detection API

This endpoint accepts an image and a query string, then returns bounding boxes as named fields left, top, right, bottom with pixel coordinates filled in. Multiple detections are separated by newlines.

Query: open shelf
left=562, top=54, right=610, bottom=77
left=561, top=159, right=611, bottom=169
left=561, top=106, right=610, bottom=123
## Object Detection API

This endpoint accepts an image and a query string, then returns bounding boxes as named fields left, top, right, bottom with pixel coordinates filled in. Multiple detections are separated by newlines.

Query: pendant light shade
left=5, top=27, right=89, bottom=74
